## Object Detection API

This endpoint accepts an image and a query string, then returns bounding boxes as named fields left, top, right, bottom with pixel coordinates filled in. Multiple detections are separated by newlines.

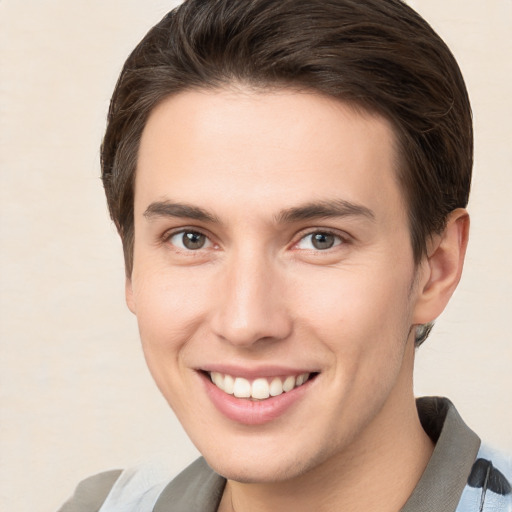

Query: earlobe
left=125, top=277, right=136, bottom=314
left=413, top=208, right=470, bottom=325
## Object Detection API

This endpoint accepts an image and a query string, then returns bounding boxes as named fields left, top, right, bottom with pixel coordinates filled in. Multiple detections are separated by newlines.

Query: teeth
left=223, top=374, right=234, bottom=394
left=269, top=377, right=283, bottom=397
left=251, top=378, right=270, bottom=399
left=209, top=372, right=312, bottom=400
left=233, top=377, right=251, bottom=398
left=296, top=373, right=309, bottom=386
left=283, top=375, right=295, bottom=392
left=211, top=372, right=224, bottom=390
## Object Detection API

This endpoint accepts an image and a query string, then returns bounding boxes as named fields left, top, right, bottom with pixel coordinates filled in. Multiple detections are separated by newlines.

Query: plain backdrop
left=0, top=1, right=511, bottom=511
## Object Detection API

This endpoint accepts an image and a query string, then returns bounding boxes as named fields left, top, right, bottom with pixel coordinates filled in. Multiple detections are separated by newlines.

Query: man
left=59, top=0, right=511, bottom=511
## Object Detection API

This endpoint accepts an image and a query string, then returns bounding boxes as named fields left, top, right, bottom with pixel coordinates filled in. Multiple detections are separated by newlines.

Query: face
left=128, top=88, right=428, bottom=483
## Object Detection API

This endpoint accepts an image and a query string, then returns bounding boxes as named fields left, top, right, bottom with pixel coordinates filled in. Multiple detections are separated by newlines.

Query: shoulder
left=58, top=458, right=225, bottom=512
left=153, top=457, right=225, bottom=511
left=57, top=470, right=122, bottom=512
left=457, top=444, right=512, bottom=512
left=406, top=397, right=511, bottom=512
left=471, top=444, right=512, bottom=491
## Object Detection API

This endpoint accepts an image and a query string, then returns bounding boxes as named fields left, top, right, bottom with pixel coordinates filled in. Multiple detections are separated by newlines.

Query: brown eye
left=169, top=231, right=211, bottom=250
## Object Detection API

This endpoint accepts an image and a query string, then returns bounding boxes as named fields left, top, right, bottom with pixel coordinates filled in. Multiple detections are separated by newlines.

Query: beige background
left=0, top=1, right=511, bottom=511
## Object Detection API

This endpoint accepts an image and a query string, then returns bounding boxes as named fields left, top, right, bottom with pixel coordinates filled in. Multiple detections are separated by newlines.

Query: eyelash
left=162, top=227, right=348, bottom=253
left=293, top=229, right=347, bottom=251
left=163, top=228, right=216, bottom=252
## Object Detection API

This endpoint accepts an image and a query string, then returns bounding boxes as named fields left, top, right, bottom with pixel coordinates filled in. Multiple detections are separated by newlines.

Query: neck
left=218, top=344, right=434, bottom=512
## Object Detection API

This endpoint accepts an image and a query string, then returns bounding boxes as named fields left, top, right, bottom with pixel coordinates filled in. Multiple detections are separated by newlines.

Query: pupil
left=312, top=233, right=334, bottom=250
left=183, top=232, right=205, bottom=249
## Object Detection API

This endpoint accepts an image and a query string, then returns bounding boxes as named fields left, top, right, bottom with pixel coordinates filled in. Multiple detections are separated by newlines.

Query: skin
left=127, top=87, right=469, bottom=512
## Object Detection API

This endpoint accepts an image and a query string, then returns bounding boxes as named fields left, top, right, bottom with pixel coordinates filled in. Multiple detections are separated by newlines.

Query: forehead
left=135, top=88, right=405, bottom=224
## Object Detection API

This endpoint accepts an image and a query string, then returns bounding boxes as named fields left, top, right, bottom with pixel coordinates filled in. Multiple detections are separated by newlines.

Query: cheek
left=300, top=266, right=415, bottom=413
left=130, top=268, right=212, bottom=414
left=291, top=262, right=415, bottom=383
left=129, top=265, right=215, bottom=393
left=132, top=262, right=210, bottom=333
left=296, top=264, right=413, bottom=333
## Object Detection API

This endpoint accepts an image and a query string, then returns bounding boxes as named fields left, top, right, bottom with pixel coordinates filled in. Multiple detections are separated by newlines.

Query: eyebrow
left=143, top=201, right=220, bottom=223
left=143, top=198, right=375, bottom=225
left=274, top=199, right=375, bottom=224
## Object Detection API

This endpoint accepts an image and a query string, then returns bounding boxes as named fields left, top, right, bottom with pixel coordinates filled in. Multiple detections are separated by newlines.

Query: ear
left=125, top=277, right=136, bottom=314
left=412, top=208, right=470, bottom=325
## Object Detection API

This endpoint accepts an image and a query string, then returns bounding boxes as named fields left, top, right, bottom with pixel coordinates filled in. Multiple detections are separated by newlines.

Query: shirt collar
left=154, top=397, right=480, bottom=512
left=400, top=397, right=480, bottom=512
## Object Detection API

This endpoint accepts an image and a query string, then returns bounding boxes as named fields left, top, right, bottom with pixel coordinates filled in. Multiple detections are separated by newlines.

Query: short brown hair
left=101, top=0, right=473, bottom=343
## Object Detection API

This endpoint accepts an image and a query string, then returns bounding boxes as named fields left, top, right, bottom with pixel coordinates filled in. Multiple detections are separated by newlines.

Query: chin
left=202, top=441, right=333, bottom=484
left=208, top=458, right=307, bottom=484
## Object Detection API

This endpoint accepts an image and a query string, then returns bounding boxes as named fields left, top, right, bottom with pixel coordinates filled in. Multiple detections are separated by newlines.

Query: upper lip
left=198, top=364, right=319, bottom=379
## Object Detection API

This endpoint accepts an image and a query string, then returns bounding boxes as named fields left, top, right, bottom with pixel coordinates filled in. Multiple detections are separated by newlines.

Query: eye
left=296, top=231, right=343, bottom=250
left=168, top=230, right=213, bottom=251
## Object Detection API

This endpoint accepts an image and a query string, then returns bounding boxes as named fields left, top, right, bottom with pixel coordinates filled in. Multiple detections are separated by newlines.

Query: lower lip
left=200, top=372, right=315, bottom=425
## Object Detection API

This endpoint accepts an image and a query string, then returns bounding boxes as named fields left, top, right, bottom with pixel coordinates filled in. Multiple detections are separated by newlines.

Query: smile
left=209, top=372, right=312, bottom=400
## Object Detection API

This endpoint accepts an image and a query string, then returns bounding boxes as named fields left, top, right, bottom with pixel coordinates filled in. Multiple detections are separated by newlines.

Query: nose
left=210, top=249, right=293, bottom=347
